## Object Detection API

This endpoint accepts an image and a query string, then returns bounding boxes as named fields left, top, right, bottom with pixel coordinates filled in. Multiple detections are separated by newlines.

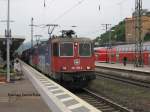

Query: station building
left=125, top=15, right=150, bottom=43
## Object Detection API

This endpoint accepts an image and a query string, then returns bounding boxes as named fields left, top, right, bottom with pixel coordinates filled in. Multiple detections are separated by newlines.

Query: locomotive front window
left=60, top=43, right=73, bottom=56
left=53, top=43, right=59, bottom=56
left=79, top=43, right=91, bottom=57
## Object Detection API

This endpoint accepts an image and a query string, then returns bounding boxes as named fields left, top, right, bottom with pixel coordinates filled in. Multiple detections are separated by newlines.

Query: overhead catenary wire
left=51, top=0, right=86, bottom=23
left=98, top=0, right=101, bottom=11
left=43, top=0, right=47, bottom=7
left=41, top=0, right=85, bottom=37
left=116, top=0, right=129, bottom=19
left=43, top=0, right=56, bottom=8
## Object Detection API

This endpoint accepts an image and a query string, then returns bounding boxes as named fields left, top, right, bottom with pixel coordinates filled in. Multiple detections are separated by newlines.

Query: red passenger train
left=22, top=31, right=95, bottom=88
left=95, top=42, right=150, bottom=65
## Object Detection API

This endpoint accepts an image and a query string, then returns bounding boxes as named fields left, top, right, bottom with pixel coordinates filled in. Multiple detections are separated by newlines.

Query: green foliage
left=144, top=33, right=150, bottom=41
left=115, top=21, right=125, bottom=42
left=95, top=20, right=125, bottom=46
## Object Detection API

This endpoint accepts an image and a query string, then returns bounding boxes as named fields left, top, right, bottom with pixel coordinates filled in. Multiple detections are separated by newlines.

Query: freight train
left=22, top=30, right=96, bottom=88
left=94, top=42, right=150, bottom=65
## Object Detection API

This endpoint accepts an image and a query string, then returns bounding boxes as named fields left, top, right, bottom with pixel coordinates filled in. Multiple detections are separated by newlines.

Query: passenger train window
left=143, top=46, right=146, bottom=50
left=126, top=48, right=129, bottom=52
left=79, top=43, right=91, bottom=57
left=60, top=43, right=73, bottom=56
left=148, top=46, right=150, bottom=51
left=145, top=46, right=148, bottom=50
left=119, top=48, right=121, bottom=51
left=124, top=48, right=126, bottom=52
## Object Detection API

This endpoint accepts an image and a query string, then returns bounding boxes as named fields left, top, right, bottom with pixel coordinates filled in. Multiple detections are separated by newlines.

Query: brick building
left=125, top=16, right=150, bottom=43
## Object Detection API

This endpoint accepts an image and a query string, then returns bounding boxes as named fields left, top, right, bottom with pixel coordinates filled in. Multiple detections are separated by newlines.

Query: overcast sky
left=0, top=0, right=150, bottom=42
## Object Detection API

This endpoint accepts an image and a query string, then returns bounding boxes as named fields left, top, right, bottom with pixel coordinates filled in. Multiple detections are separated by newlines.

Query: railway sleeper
left=100, top=108, right=116, bottom=112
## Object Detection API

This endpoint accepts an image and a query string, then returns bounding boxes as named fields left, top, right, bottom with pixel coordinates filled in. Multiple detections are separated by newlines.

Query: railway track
left=96, top=72, right=150, bottom=88
left=75, top=88, right=132, bottom=112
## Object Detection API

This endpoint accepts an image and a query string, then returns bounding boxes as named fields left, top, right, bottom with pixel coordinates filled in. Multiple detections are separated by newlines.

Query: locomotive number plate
left=74, top=59, right=80, bottom=65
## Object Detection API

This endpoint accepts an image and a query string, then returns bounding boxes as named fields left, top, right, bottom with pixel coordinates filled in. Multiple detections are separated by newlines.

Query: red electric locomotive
left=23, top=30, right=96, bottom=88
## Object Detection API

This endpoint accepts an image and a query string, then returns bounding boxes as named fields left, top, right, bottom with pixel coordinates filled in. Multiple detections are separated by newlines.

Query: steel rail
left=96, top=65, right=150, bottom=76
left=75, top=88, right=133, bottom=112
left=96, top=72, right=150, bottom=88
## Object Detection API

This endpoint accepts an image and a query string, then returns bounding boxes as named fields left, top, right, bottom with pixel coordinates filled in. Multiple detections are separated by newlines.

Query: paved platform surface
left=0, top=75, right=51, bottom=112
left=96, top=62, right=150, bottom=73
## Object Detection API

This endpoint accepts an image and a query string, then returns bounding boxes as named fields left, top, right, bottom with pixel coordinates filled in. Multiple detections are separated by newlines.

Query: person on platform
left=14, top=59, right=22, bottom=80
left=123, top=57, right=127, bottom=66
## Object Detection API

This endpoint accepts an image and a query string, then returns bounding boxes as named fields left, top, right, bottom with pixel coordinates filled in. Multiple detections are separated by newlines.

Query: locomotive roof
left=51, top=37, right=92, bottom=43
left=31, top=37, right=93, bottom=48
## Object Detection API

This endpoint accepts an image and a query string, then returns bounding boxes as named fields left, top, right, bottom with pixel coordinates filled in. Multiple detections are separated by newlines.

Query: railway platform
left=0, top=72, right=51, bottom=112
left=21, top=61, right=101, bottom=112
left=96, top=62, right=150, bottom=74
left=0, top=61, right=101, bottom=112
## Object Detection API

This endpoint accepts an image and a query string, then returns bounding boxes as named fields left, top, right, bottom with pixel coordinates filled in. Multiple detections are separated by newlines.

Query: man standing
left=14, top=59, right=22, bottom=80
left=123, top=57, right=127, bottom=66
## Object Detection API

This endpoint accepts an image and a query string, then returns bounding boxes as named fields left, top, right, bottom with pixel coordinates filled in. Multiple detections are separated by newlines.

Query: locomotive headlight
left=74, top=59, right=80, bottom=65
left=86, top=66, right=91, bottom=70
left=74, top=42, right=78, bottom=46
left=62, top=66, right=67, bottom=71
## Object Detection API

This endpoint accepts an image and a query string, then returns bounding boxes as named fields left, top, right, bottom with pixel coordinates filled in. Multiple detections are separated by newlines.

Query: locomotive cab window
left=60, top=43, right=73, bottom=56
left=79, top=43, right=91, bottom=57
left=53, top=43, right=59, bottom=56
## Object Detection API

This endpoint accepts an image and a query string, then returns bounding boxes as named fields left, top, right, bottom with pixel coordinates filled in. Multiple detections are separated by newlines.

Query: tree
left=95, top=20, right=125, bottom=46
left=144, top=32, right=150, bottom=41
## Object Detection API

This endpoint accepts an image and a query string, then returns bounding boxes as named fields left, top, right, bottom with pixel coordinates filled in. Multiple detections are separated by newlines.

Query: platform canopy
left=0, top=36, right=25, bottom=60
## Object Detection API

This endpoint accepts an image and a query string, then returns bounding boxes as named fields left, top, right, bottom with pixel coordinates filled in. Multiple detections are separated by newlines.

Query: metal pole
left=101, top=24, right=111, bottom=63
left=135, top=0, right=143, bottom=67
left=138, top=0, right=143, bottom=67
left=6, top=0, right=10, bottom=82
left=31, top=18, right=34, bottom=48
left=109, top=30, right=111, bottom=63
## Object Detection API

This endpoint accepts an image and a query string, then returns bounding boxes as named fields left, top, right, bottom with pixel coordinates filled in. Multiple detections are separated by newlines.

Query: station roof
left=0, top=37, right=25, bottom=59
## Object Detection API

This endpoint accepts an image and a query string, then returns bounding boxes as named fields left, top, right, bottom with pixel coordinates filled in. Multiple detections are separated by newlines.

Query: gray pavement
left=96, top=62, right=150, bottom=73
left=0, top=75, right=51, bottom=112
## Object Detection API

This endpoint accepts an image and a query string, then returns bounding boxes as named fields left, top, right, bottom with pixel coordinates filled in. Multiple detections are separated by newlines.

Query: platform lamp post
left=5, top=0, right=11, bottom=82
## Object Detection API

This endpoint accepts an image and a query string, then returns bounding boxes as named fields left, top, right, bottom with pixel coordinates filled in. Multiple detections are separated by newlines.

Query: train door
left=51, top=42, right=59, bottom=73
